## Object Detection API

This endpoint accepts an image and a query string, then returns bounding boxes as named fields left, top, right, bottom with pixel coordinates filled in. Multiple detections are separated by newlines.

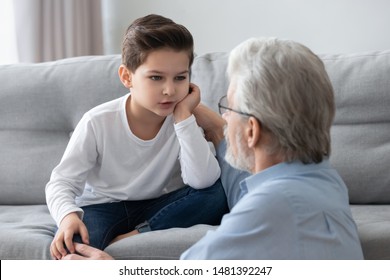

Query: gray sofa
left=1, top=49, right=390, bottom=260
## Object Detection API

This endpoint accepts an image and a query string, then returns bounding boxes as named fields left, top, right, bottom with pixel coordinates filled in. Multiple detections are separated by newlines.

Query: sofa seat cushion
left=0, top=205, right=55, bottom=259
left=104, top=224, right=214, bottom=260
left=0, top=204, right=212, bottom=260
left=351, top=204, right=390, bottom=259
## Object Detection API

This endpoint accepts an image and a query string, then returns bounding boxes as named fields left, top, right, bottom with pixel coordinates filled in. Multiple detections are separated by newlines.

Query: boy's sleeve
left=174, top=114, right=221, bottom=189
left=45, top=113, right=98, bottom=226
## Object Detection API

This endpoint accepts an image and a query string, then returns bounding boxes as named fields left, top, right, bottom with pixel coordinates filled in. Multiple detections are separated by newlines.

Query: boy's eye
left=175, top=76, right=187, bottom=81
left=150, top=76, right=162, bottom=81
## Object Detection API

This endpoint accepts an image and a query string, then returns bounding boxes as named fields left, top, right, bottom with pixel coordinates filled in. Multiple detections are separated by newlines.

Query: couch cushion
left=0, top=204, right=212, bottom=260
left=104, top=224, right=213, bottom=260
left=0, top=55, right=126, bottom=204
left=191, top=52, right=229, bottom=112
left=351, top=205, right=390, bottom=259
left=322, top=51, right=390, bottom=203
left=0, top=205, right=54, bottom=259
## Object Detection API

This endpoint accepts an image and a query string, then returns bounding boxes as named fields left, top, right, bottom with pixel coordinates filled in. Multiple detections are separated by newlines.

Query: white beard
left=224, top=126, right=254, bottom=173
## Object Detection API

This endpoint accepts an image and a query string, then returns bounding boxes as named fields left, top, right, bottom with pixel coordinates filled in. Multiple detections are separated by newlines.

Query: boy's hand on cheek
left=173, top=83, right=201, bottom=123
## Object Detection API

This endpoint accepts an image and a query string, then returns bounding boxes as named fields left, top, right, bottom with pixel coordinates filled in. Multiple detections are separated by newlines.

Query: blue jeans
left=74, top=179, right=228, bottom=250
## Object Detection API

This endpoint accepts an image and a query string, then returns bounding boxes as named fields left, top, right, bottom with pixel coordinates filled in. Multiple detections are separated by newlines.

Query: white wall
left=0, top=0, right=18, bottom=64
left=102, top=0, right=390, bottom=55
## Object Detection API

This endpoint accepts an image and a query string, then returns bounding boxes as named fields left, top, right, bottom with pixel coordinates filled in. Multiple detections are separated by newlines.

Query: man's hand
left=173, top=83, right=201, bottom=123
left=61, top=243, right=114, bottom=260
left=50, top=212, right=89, bottom=260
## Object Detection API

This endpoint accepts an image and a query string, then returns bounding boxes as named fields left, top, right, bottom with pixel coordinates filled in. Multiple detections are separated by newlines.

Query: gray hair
left=227, top=38, right=335, bottom=163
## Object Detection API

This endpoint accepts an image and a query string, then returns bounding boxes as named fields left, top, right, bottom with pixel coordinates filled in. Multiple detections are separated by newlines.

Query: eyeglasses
left=218, top=95, right=253, bottom=118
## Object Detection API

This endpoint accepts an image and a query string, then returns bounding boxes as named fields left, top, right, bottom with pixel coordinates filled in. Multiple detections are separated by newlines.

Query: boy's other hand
left=50, top=212, right=89, bottom=260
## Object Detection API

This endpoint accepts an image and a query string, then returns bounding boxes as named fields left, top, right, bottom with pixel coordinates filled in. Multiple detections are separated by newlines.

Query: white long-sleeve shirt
left=46, top=94, right=220, bottom=226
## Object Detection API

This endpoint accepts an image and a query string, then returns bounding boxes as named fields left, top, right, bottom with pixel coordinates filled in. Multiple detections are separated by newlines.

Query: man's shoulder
left=233, top=180, right=290, bottom=217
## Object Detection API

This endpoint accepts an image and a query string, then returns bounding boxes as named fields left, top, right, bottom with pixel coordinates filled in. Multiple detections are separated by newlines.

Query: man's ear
left=118, top=64, right=132, bottom=88
left=246, top=116, right=261, bottom=149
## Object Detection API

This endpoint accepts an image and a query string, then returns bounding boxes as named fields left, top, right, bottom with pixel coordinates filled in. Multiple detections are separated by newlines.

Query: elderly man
left=64, top=38, right=364, bottom=260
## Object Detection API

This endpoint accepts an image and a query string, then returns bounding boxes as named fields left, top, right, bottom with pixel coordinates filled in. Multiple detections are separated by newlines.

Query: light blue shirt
left=181, top=141, right=364, bottom=259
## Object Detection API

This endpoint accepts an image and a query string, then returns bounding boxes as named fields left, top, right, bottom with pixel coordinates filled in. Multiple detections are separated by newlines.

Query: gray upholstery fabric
left=323, top=52, right=390, bottom=203
left=0, top=55, right=127, bottom=205
left=105, top=225, right=215, bottom=260
left=0, top=205, right=54, bottom=259
left=351, top=205, right=390, bottom=259
left=1, top=50, right=390, bottom=259
left=191, top=52, right=229, bottom=112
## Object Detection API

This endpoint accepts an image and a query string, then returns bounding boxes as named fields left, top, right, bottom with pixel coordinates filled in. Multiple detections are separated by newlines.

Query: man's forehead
left=227, top=80, right=237, bottom=104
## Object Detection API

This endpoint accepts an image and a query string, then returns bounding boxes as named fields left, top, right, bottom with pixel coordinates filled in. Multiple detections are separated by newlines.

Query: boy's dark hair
left=122, top=14, right=194, bottom=72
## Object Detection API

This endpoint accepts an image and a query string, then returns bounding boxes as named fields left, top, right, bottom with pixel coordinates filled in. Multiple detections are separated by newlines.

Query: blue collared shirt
left=181, top=141, right=364, bottom=259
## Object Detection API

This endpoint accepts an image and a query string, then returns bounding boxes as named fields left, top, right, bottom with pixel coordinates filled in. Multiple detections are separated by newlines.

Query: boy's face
left=125, top=48, right=191, bottom=118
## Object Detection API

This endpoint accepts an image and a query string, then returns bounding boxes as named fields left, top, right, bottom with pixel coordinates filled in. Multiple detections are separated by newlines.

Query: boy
left=46, top=14, right=228, bottom=260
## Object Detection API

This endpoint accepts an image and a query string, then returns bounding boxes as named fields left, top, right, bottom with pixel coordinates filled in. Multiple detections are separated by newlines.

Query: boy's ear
left=118, top=64, right=132, bottom=88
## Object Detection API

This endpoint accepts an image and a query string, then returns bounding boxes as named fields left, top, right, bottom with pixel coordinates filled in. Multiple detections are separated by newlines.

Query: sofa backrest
left=323, top=51, right=390, bottom=203
left=1, top=50, right=389, bottom=205
left=0, top=55, right=126, bottom=204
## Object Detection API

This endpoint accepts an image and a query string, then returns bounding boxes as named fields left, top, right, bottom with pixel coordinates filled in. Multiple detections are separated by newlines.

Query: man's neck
left=253, top=149, right=284, bottom=174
